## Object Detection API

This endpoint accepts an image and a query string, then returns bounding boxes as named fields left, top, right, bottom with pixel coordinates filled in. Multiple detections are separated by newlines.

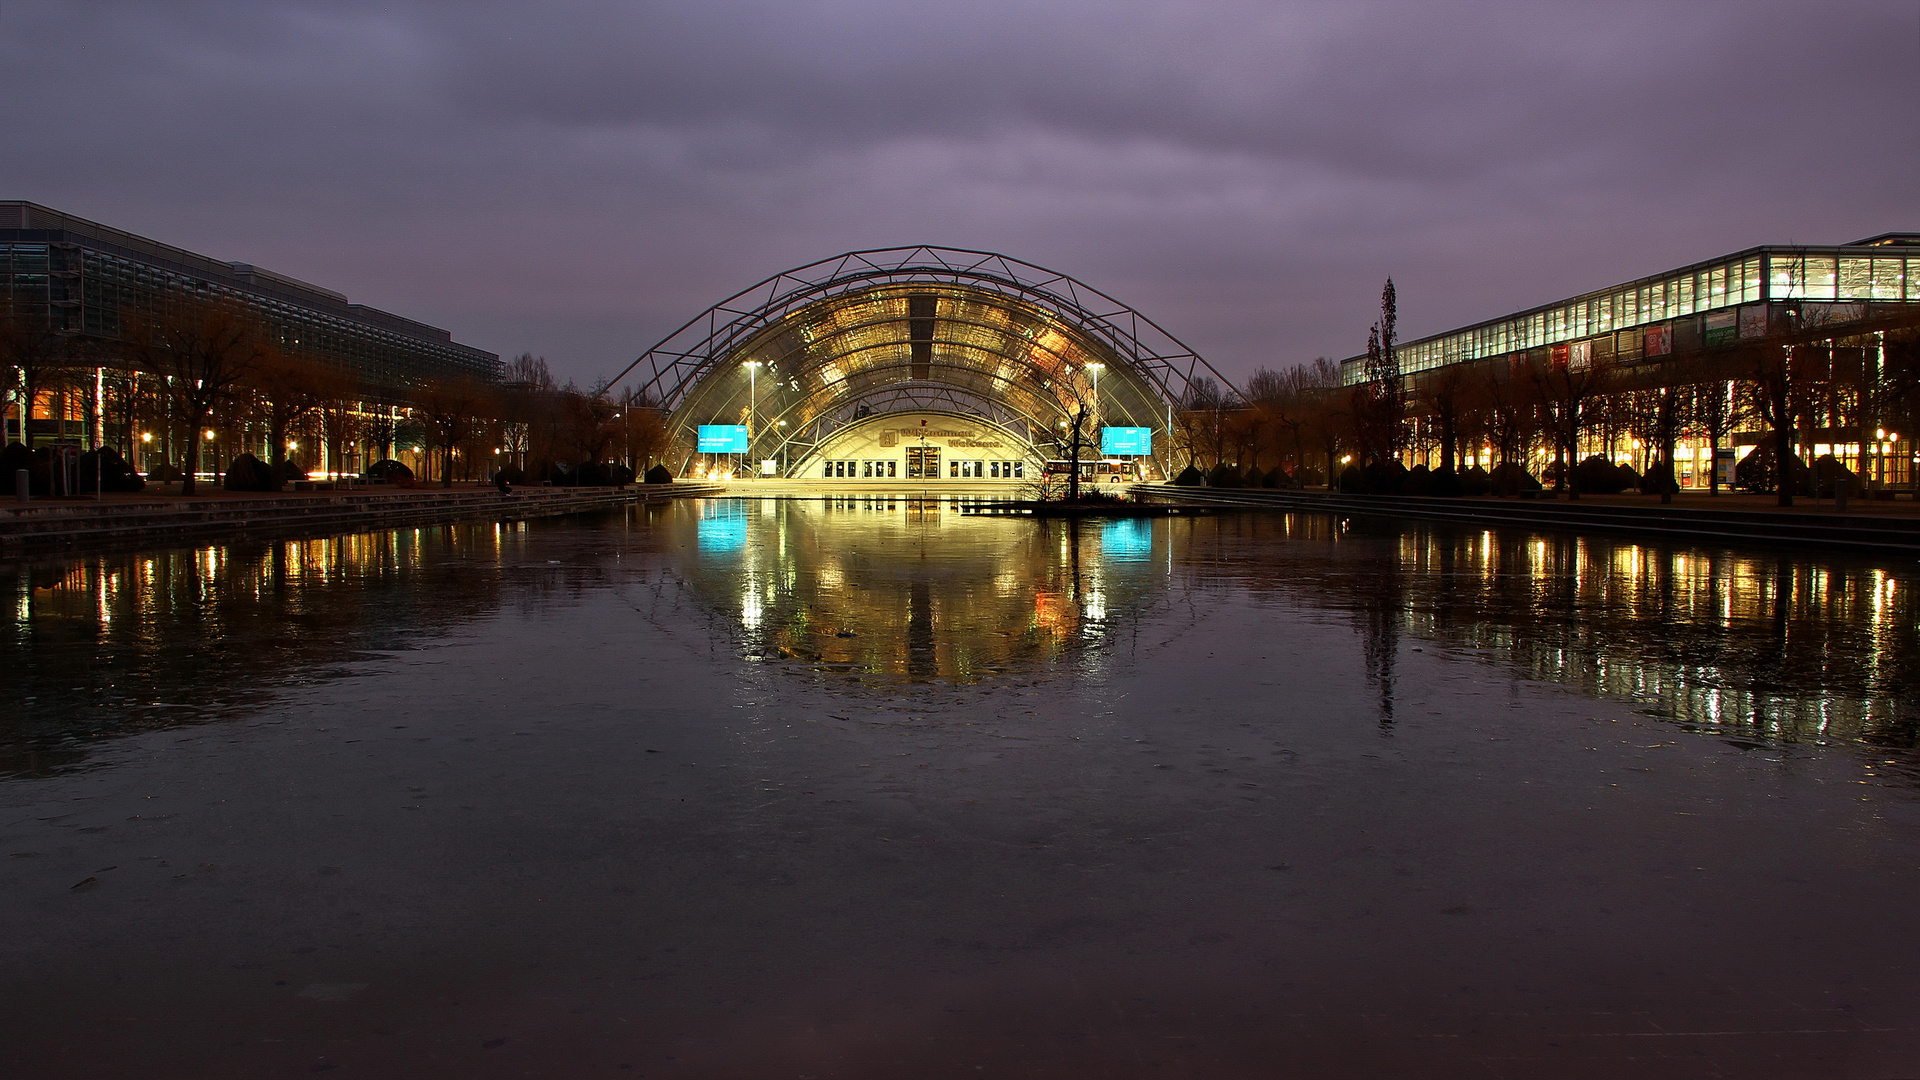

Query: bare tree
left=0, top=301, right=84, bottom=450
left=1529, top=350, right=1614, bottom=499
left=248, top=351, right=334, bottom=471
left=125, top=301, right=276, bottom=494
left=414, top=376, right=492, bottom=487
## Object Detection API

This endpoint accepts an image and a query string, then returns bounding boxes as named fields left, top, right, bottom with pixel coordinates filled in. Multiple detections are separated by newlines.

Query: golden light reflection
left=678, top=498, right=1161, bottom=685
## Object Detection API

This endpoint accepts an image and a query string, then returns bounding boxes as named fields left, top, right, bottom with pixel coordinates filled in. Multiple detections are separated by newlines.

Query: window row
left=816, top=458, right=1027, bottom=479
left=1386, top=251, right=1919, bottom=382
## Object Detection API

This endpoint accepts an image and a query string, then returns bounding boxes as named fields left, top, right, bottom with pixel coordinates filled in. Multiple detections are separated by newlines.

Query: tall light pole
left=744, top=361, right=761, bottom=479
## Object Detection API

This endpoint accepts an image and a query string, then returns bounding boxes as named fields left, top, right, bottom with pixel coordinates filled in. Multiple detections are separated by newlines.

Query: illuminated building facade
left=1341, top=234, right=1920, bottom=487
left=1341, top=234, right=1920, bottom=387
left=613, top=248, right=1233, bottom=481
left=1, top=201, right=498, bottom=446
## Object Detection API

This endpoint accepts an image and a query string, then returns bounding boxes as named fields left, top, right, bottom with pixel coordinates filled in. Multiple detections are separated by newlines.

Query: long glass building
left=1, top=201, right=498, bottom=397
left=1342, top=234, right=1920, bottom=385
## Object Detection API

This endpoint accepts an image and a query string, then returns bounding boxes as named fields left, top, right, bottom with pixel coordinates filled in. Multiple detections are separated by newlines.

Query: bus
left=1041, top=458, right=1137, bottom=484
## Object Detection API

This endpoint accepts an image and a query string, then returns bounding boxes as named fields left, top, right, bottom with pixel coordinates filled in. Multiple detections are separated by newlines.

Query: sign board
left=696, top=425, right=750, bottom=453
left=1100, top=427, right=1153, bottom=455
left=1644, top=323, right=1672, bottom=357
left=1568, top=340, right=1592, bottom=372
left=1715, top=447, right=1736, bottom=487
left=759, top=459, right=778, bottom=476
left=1704, top=310, right=1737, bottom=347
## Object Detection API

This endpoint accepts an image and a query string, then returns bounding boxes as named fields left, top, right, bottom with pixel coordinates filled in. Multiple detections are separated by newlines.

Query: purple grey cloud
left=2, top=1, right=1914, bottom=388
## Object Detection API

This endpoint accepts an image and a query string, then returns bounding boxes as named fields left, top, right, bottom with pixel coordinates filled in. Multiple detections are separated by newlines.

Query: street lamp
left=744, top=361, right=762, bottom=478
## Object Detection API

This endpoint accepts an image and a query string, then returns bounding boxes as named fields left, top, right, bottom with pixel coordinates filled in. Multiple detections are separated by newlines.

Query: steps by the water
left=0, top=485, right=723, bottom=550
left=1131, top=484, right=1920, bottom=554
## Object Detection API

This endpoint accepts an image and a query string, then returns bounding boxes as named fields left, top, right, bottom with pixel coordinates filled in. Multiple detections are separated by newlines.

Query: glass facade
left=1344, top=241, right=1919, bottom=384
left=1, top=203, right=497, bottom=398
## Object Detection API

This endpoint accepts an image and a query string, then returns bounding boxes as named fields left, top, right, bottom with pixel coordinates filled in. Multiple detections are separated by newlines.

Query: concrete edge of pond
left=0, top=484, right=726, bottom=553
left=1132, top=483, right=1920, bottom=555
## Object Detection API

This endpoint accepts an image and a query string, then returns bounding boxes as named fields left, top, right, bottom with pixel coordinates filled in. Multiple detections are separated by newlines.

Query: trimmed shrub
left=573, top=461, right=638, bottom=487
left=142, top=460, right=185, bottom=483
left=1, top=442, right=31, bottom=492
left=1735, top=445, right=1807, bottom=494
left=223, top=453, right=277, bottom=492
left=644, top=464, right=674, bottom=484
left=1337, top=464, right=1365, bottom=493
left=77, top=447, right=145, bottom=493
left=1206, top=463, right=1243, bottom=487
left=1361, top=459, right=1407, bottom=495
left=1172, top=465, right=1204, bottom=486
left=1488, top=462, right=1541, bottom=496
left=1260, top=467, right=1283, bottom=489
left=1639, top=459, right=1678, bottom=495
left=1461, top=464, right=1492, bottom=496
left=273, top=458, right=308, bottom=489
left=1813, top=454, right=1865, bottom=498
left=1403, top=464, right=1433, bottom=496
left=495, top=464, right=528, bottom=486
left=1429, top=463, right=1464, bottom=497
left=364, top=458, right=415, bottom=484
left=1573, top=455, right=1630, bottom=495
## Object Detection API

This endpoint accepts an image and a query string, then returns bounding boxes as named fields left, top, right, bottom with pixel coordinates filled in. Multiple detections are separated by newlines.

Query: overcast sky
left=3, top=1, right=1916, bottom=389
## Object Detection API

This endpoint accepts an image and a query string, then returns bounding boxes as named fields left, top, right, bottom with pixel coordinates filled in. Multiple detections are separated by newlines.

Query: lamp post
left=744, top=361, right=762, bottom=480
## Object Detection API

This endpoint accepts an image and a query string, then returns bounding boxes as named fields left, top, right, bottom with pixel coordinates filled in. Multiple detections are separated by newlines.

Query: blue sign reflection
left=697, top=502, right=748, bottom=553
left=1101, top=518, right=1153, bottom=560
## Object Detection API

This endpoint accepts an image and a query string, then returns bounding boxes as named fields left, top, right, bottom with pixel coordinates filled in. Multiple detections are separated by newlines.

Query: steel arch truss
left=609, top=247, right=1238, bottom=475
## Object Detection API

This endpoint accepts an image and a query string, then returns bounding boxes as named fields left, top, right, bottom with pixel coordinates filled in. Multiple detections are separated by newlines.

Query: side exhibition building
left=1, top=201, right=498, bottom=472
left=1341, top=233, right=1920, bottom=489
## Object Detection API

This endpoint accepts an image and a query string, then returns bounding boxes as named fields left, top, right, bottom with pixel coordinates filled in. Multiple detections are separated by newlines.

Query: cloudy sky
left=3, top=1, right=1915, bottom=389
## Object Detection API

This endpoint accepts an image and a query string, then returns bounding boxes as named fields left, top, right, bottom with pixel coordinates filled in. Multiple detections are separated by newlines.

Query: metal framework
left=608, top=247, right=1238, bottom=476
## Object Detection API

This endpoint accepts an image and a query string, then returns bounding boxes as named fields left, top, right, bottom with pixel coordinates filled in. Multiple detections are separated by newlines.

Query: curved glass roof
left=669, top=283, right=1174, bottom=467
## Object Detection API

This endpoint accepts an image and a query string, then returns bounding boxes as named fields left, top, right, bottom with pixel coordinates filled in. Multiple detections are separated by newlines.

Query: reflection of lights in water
left=1082, top=588, right=1107, bottom=626
left=1100, top=518, right=1152, bottom=560
left=741, top=587, right=763, bottom=631
left=697, top=502, right=749, bottom=553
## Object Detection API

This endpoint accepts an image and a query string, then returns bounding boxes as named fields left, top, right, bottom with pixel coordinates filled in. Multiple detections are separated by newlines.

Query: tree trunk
left=1067, top=404, right=1084, bottom=502
left=1773, top=376, right=1794, bottom=508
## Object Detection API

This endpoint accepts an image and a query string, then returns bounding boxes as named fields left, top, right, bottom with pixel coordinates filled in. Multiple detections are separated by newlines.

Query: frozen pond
left=3, top=497, right=1917, bottom=1078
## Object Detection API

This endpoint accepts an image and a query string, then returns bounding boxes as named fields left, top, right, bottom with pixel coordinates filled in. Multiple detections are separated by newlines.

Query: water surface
left=3, top=498, right=1917, bottom=1077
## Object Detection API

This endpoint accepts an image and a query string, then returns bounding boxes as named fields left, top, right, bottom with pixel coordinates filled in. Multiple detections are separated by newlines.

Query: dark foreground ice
left=2, top=498, right=1917, bottom=1078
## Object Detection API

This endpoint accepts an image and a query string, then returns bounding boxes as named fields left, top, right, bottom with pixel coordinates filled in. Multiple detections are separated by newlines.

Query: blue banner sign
left=1100, top=427, right=1152, bottom=455
left=697, top=425, right=750, bottom=453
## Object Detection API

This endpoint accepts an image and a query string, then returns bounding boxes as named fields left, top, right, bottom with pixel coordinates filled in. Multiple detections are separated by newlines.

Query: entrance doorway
left=906, top=445, right=940, bottom=479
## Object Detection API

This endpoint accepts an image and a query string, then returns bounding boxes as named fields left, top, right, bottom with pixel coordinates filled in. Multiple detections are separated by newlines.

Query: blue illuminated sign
left=1100, top=427, right=1152, bottom=455
left=697, top=425, right=750, bottom=453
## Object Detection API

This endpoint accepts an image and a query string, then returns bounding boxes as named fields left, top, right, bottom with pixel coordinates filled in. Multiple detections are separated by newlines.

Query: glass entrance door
left=906, top=445, right=940, bottom=479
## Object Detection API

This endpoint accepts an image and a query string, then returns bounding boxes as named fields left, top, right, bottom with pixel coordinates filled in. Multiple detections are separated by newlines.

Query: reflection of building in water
left=2, top=523, right=528, bottom=774
left=683, top=497, right=1167, bottom=684
left=1368, top=524, right=1917, bottom=745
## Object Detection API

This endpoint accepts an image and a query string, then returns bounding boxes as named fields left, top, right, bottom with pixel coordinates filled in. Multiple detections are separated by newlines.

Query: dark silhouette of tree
left=414, top=375, right=492, bottom=487
left=1529, top=350, right=1613, bottom=499
left=125, top=302, right=275, bottom=494
left=0, top=301, right=84, bottom=450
